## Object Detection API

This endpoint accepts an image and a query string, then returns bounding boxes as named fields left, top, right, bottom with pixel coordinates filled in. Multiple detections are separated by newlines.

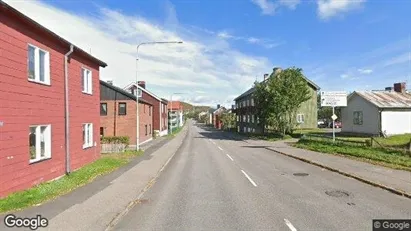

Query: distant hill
left=181, top=102, right=210, bottom=112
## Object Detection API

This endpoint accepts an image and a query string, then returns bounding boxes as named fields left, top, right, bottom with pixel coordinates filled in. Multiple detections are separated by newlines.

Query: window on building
left=28, top=44, right=50, bottom=85
left=353, top=111, right=363, bottom=125
left=82, top=123, right=93, bottom=149
left=243, top=127, right=246, bottom=133
left=297, top=114, right=305, bottom=123
left=145, top=125, right=148, bottom=136
left=149, top=106, right=152, bottom=116
left=100, top=103, right=107, bottom=116
left=100, top=127, right=104, bottom=137
left=118, top=103, right=127, bottom=115
left=251, top=98, right=254, bottom=106
left=81, top=68, right=92, bottom=94
left=247, top=115, right=250, bottom=123
left=243, top=115, right=246, bottom=122
left=236, top=115, right=239, bottom=122
left=252, top=115, right=255, bottom=123
left=144, top=104, right=146, bottom=113
left=257, top=116, right=260, bottom=124
left=29, top=125, right=51, bottom=163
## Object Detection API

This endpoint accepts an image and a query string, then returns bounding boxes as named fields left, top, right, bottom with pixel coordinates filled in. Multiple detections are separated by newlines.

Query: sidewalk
left=246, top=137, right=411, bottom=198
left=1, top=124, right=189, bottom=231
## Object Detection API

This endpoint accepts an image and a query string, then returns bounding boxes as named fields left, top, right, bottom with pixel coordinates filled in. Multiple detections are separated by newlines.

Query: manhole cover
left=325, top=190, right=350, bottom=197
left=293, top=173, right=309, bottom=176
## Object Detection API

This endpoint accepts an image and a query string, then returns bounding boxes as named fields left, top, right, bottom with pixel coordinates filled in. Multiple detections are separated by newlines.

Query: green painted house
left=233, top=67, right=320, bottom=134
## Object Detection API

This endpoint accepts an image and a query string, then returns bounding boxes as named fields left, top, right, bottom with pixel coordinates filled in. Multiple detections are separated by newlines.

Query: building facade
left=0, top=2, right=107, bottom=197
left=168, top=100, right=184, bottom=132
left=233, top=67, right=320, bottom=134
left=213, top=105, right=226, bottom=130
left=100, top=81, right=153, bottom=147
left=341, top=83, right=411, bottom=136
left=123, top=82, right=168, bottom=137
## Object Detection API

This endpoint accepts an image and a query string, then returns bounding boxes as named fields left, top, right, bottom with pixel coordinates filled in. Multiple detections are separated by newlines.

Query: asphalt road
left=114, top=121, right=411, bottom=231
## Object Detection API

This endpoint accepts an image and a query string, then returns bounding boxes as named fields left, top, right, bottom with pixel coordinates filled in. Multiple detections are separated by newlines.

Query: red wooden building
left=100, top=80, right=153, bottom=147
left=124, top=81, right=169, bottom=137
left=0, top=2, right=107, bottom=197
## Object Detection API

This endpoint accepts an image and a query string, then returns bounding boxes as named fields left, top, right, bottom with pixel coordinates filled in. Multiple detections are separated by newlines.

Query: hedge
left=101, top=136, right=130, bottom=145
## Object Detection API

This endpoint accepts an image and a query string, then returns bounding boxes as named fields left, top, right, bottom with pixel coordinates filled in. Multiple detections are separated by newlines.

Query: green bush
left=101, top=136, right=129, bottom=145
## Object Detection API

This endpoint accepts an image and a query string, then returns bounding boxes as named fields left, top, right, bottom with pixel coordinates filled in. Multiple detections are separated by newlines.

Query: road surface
left=113, top=121, right=411, bottom=231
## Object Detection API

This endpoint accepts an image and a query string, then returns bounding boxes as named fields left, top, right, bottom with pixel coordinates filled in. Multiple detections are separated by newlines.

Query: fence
left=301, top=134, right=368, bottom=147
left=101, top=143, right=128, bottom=153
left=301, top=134, right=411, bottom=155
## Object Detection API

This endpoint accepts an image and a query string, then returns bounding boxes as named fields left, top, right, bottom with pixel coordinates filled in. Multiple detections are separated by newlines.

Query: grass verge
left=294, top=139, right=411, bottom=171
left=168, top=125, right=184, bottom=138
left=245, top=133, right=292, bottom=142
left=0, top=150, right=143, bottom=213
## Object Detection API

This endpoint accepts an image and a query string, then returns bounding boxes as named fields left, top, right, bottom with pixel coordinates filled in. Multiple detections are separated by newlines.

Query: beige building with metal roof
left=341, top=82, right=411, bottom=136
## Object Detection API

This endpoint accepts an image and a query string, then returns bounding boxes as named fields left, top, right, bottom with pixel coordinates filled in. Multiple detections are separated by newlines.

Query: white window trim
left=29, top=124, right=51, bottom=163
left=82, top=67, right=93, bottom=95
left=28, top=44, right=50, bottom=86
left=297, top=114, right=305, bottom=123
left=83, top=123, right=94, bottom=149
left=252, top=115, right=255, bottom=123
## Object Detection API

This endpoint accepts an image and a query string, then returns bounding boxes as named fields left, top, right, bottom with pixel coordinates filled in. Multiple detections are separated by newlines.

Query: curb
left=265, top=147, right=411, bottom=200
left=105, top=124, right=190, bottom=230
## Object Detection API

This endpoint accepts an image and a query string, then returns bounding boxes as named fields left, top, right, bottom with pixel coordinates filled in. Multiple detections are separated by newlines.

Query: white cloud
left=317, top=0, right=366, bottom=20
left=248, top=37, right=260, bottom=44
left=4, top=0, right=272, bottom=105
left=279, top=0, right=301, bottom=9
left=358, top=68, right=373, bottom=74
left=251, top=0, right=277, bottom=15
left=217, top=31, right=233, bottom=39
left=340, top=74, right=350, bottom=79
left=383, top=53, right=410, bottom=67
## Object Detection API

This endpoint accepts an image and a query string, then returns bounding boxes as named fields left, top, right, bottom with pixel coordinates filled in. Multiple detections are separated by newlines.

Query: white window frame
left=236, top=115, right=239, bottom=122
left=297, top=114, right=305, bottom=124
left=29, top=124, right=51, bottom=163
left=28, top=44, right=50, bottom=85
left=251, top=98, right=254, bottom=106
left=252, top=115, right=255, bottom=123
left=82, top=67, right=93, bottom=94
left=82, top=123, right=94, bottom=149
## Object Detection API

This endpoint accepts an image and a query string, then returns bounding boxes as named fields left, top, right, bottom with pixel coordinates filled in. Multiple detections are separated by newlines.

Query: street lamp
left=170, top=92, right=185, bottom=134
left=135, top=41, right=183, bottom=151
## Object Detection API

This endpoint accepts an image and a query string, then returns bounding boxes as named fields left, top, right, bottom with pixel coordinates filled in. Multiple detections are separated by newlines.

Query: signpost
left=320, top=91, right=347, bottom=142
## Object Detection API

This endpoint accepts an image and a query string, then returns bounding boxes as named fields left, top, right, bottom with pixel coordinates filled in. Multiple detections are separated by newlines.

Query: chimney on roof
left=393, top=82, right=406, bottom=93
left=217, top=104, right=220, bottom=109
left=263, top=73, right=269, bottom=80
left=107, top=80, right=113, bottom=85
left=138, top=81, right=146, bottom=89
left=273, top=67, right=282, bottom=76
left=385, top=87, right=393, bottom=92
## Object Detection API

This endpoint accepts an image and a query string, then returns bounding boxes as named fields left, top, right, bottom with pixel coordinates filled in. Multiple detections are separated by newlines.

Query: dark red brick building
left=100, top=80, right=153, bottom=147
left=124, top=81, right=168, bottom=136
left=0, top=2, right=107, bottom=197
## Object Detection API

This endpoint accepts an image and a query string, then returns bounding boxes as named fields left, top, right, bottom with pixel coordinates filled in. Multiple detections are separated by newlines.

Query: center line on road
left=284, top=219, right=297, bottom=231
left=241, top=170, right=257, bottom=187
left=226, top=154, right=234, bottom=161
left=217, top=146, right=223, bottom=151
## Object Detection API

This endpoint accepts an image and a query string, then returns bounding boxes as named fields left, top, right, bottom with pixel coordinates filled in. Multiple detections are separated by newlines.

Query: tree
left=220, top=112, right=236, bottom=130
left=254, top=67, right=311, bottom=135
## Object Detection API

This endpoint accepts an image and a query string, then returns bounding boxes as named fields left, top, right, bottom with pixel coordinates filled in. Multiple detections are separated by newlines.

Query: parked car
left=329, top=121, right=342, bottom=128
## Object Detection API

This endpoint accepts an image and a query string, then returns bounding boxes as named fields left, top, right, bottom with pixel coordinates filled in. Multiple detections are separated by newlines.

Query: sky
left=4, top=0, right=411, bottom=108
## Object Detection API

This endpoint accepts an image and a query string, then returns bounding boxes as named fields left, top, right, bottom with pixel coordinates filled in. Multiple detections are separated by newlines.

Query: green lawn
left=245, top=132, right=292, bottom=142
left=0, top=150, right=143, bottom=213
left=294, top=139, right=411, bottom=171
left=168, top=125, right=184, bottom=138
left=374, top=134, right=411, bottom=147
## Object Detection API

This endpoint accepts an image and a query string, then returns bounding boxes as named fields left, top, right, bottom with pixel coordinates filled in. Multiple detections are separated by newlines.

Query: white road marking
left=217, top=146, right=223, bottom=151
left=226, top=154, right=234, bottom=161
left=241, top=170, right=257, bottom=187
left=284, top=219, right=297, bottom=231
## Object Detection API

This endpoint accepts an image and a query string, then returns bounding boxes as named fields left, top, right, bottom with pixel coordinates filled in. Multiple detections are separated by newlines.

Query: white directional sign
left=321, top=91, right=347, bottom=107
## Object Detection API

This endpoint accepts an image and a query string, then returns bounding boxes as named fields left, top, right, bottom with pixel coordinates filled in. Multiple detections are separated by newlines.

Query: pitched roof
left=100, top=80, right=151, bottom=105
left=0, top=1, right=107, bottom=67
left=353, top=91, right=411, bottom=108
left=233, top=71, right=320, bottom=101
left=123, top=82, right=162, bottom=101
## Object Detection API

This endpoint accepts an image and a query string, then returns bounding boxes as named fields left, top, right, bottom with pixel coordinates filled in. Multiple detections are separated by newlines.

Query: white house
left=341, top=83, right=411, bottom=136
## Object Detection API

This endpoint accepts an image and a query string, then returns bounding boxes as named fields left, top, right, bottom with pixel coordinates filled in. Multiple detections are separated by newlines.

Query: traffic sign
left=331, top=114, right=338, bottom=121
left=321, top=91, right=347, bottom=107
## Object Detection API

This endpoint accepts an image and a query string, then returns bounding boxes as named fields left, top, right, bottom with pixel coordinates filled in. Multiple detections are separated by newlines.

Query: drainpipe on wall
left=64, top=45, right=74, bottom=175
